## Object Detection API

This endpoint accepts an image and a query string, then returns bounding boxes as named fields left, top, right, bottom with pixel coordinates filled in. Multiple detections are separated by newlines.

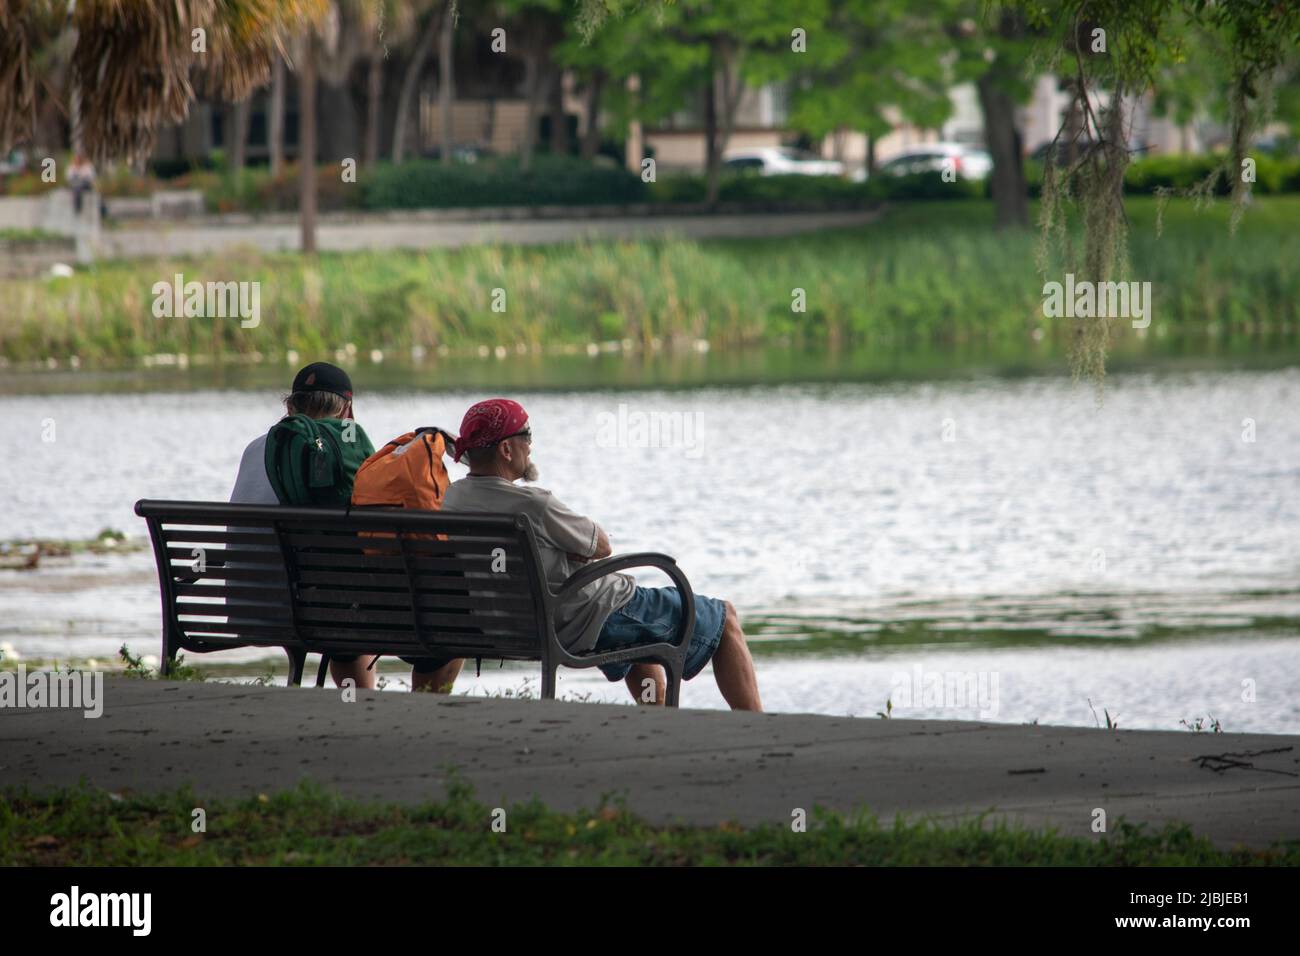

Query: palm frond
left=0, top=0, right=329, bottom=161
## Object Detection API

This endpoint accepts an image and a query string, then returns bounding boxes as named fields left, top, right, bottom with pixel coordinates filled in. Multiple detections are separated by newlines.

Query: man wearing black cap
left=229, top=362, right=378, bottom=688
left=230, top=362, right=357, bottom=504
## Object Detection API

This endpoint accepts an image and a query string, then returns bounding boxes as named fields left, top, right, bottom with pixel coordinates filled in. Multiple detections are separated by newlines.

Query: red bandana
left=454, top=398, right=529, bottom=463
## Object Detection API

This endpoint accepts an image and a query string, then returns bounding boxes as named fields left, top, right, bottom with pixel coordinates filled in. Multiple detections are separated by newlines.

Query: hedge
left=360, top=156, right=647, bottom=209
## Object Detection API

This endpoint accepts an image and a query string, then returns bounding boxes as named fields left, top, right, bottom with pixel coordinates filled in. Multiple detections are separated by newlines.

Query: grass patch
left=2, top=779, right=1293, bottom=866
left=1, top=197, right=1295, bottom=365
left=0, top=227, right=66, bottom=244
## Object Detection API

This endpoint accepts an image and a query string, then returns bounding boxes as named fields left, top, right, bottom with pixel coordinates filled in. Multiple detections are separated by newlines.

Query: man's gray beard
left=522, top=461, right=540, bottom=482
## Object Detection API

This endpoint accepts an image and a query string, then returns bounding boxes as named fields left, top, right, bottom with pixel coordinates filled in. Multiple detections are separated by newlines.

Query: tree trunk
left=521, top=51, right=542, bottom=171
left=364, top=53, right=382, bottom=165
left=230, top=99, right=251, bottom=170
left=704, top=59, right=720, bottom=204
left=299, top=33, right=318, bottom=254
left=548, top=66, right=569, bottom=155
left=392, top=2, right=444, bottom=163
left=704, top=38, right=742, bottom=206
left=438, top=7, right=455, bottom=165
left=865, top=134, right=877, bottom=176
left=269, top=54, right=285, bottom=177
left=581, top=70, right=605, bottom=160
left=976, top=67, right=1029, bottom=229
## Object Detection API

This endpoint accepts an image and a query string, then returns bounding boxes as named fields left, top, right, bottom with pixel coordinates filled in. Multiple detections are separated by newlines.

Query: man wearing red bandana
left=443, top=398, right=762, bottom=710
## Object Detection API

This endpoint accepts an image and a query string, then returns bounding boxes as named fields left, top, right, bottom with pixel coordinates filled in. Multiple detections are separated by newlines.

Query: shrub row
left=4, top=152, right=1299, bottom=210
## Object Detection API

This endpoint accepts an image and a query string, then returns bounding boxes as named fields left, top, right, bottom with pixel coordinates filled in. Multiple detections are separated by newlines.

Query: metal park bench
left=134, top=500, right=696, bottom=705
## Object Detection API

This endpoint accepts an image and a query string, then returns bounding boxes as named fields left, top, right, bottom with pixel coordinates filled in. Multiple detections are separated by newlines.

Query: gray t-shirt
left=442, top=476, right=635, bottom=654
left=230, top=434, right=279, bottom=504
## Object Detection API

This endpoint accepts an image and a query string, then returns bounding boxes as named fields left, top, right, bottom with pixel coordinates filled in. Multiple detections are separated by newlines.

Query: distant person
left=441, top=398, right=763, bottom=711
left=230, top=362, right=377, bottom=689
left=67, top=153, right=95, bottom=216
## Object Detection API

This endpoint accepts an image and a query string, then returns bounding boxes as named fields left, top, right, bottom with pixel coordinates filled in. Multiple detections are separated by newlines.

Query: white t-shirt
left=229, top=434, right=279, bottom=504
left=442, top=476, right=635, bottom=654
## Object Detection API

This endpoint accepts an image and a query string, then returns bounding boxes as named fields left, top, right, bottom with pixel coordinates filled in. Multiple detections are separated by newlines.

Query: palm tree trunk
left=299, top=32, right=318, bottom=255
left=581, top=70, right=605, bottom=160
left=392, top=2, right=444, bottom=164
left=520, top=51, right=542, bottom=171
left=364, top=53, right=382, bottom=165
left=230, top=99, right=251, bottom=170
left=548, top=66, right=568, bottom=155
left=704, top=45, right=721, bottom=204
left=438, top=7, right=454, bottom=165
left=269, top=54, right=285, bottom=177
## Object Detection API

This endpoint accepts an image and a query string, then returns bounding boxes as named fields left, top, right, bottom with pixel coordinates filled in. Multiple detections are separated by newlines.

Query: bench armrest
left=555, top=552, right=685, bottom=601
left=555, top=552, right=696, bottom=654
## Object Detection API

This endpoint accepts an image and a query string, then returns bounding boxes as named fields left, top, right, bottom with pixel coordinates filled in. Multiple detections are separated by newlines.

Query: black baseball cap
left=291, top=362, right=353, bottom=400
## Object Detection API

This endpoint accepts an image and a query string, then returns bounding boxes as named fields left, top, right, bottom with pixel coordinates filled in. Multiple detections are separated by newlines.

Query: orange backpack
left=352, top=428, right=455, bottom=512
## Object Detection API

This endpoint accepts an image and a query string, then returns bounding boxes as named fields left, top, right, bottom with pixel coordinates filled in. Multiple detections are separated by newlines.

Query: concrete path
left=4, top=678, right=1298, bottom=848
left=88, top=210, right=880, bottom=259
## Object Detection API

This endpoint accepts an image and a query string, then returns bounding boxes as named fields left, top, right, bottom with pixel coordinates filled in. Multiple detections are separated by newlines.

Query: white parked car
left=723, top=146, right=845, bottom=177
left=852, top=143, right=993, bottom=182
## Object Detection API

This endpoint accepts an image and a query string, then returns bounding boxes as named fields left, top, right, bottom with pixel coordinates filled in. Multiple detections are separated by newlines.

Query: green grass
left=1, top=197, right=1296, bottom=365
left=0, top=227, right=66, bottom=243
left=3, top=779, right=1294, bottom=866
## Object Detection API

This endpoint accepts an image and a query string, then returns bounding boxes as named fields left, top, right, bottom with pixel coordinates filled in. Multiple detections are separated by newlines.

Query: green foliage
left=1124, top=153, right=1294, bottom=195
left=118, top=644, right=150, bottom=679
left=3, top=779, right=1294, bottom=866
left=117, top=644, right=205, bottom=682
left=0, top=227, right=65, bottom=243
left=648, top=172, right=870, bottom=204
left=362, top=156, right=647, bottom=209
left=787, top=0, right=954, bottom=140
left=1015, top=0, right=1300, bottom=386
left=2, top=197, right=1297, bottom=366
left=865, top=171, right=985, bottom=201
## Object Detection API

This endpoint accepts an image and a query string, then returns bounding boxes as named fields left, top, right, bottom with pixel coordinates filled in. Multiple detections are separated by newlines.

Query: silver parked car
left=853, top=143, right=993, bottom=182
left=723, top=146, right=845, bottom=177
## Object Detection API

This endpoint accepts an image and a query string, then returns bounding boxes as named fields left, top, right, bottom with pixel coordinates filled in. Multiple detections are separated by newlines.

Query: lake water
left=2, top=364, right=1298, bottom=732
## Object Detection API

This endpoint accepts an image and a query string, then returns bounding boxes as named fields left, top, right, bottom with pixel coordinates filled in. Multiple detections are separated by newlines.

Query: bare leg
left=625, top=662, right=666, bottom=705
left=330, top=655, right=379, bottom=690
left=413, top=658, right=465, bottom=693
left=711, top=602, right=762, bottom=712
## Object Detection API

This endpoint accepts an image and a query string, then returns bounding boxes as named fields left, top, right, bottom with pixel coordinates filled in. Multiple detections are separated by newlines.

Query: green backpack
left=264, top=414, right=376, bottom=507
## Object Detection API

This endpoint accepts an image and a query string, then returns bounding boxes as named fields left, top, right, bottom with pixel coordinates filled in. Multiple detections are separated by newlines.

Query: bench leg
left=285, top=648, right=307, bottom=687
left=160, top=631, right=178, bottom=678
left=541, top=664, right=557, bottom=701
left=315, top=654, right=331, bottom=688
left=664, top=659, right=682, bottom=708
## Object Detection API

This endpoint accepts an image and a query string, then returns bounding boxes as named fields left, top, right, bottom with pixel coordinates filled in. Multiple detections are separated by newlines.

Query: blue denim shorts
left=593, top=586, right=727, bottom=682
